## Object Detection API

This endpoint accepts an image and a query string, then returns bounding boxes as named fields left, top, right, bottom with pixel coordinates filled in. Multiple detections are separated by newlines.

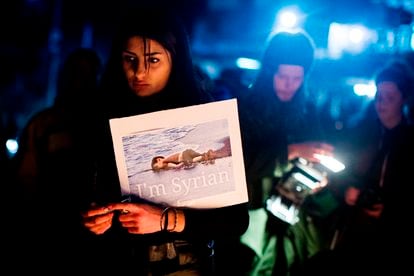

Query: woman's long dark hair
left=99, top=7, right=212, bottom=118
left=92, top=6, right=214, bottom=205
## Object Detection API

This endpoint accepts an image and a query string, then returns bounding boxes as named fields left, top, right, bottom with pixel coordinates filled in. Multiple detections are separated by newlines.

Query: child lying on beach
left=151, top=137, right=232, bottom=171
left=151, top=149, right=215, bottom=171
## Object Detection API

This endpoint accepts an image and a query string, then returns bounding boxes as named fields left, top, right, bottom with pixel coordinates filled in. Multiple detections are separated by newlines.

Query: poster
left=109, top=99, right=248, bottom=208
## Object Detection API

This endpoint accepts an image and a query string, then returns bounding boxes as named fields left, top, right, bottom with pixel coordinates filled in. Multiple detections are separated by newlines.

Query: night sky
left=1, top=0, right=413, bottom=139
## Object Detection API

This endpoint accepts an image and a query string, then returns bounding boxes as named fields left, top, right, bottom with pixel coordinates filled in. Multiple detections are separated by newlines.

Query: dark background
left=1, top=0, right=414, bottom=144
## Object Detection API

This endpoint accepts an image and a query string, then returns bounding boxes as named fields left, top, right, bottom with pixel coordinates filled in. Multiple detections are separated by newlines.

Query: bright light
left=272, top=6, right=304, bottom=33
left=349, top=27, right=364, bottom=44
left=292, top=172, right=318, bottom=189
left=353, top=82, right=377, bottom=98
left=346, top=77, right=377, bottom=98
left=266, top=195, right=300, bottom=225
left=314, top=154, right=345, bottom=173
left=328, top=22, right=378, bottom=59
left=411, top=32, right=414, bottom=51
left=279, top=11, right=297, bottom=29
left=6, top=139, right=18, bottom=155
left=236, top=57, right=261, bottom=70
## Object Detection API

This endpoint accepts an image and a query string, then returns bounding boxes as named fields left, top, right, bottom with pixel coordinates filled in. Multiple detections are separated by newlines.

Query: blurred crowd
left=2, top=5, right=414, bottom=275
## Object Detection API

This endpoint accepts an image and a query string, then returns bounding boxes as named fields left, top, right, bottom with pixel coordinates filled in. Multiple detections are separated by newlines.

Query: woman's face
left=375, top=81, right=404, bottom=128
left=122, top=36, right=172, bottom=97
left=273, top=64, right=304, bottom=102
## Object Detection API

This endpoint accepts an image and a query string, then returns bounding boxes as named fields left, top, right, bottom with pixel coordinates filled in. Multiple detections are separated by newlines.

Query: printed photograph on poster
left=109, top=99, right=248, bottom=208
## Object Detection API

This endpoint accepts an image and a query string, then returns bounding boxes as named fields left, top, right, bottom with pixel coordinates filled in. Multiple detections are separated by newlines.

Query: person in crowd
left=341, top=59, right=413, bottom=273
left=11, top=48, right=102, bottom=268
left=80, top=7, right=249, bottom=275
left=296, top=58, right=414, bottom=275
left=239, top=30, right=334, bottom=209
left=234, top=30, right=337, bottom=275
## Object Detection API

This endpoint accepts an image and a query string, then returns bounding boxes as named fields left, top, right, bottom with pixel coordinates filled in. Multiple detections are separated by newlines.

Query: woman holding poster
left=81, top=5, right=248, bottom=275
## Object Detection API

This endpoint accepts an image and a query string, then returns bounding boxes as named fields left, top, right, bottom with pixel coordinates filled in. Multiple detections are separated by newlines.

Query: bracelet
left=160, top=207, right=178, bottom=232
left=168, top=207, right=178, bottom=232
left=160, top=207, right=169, bottom=231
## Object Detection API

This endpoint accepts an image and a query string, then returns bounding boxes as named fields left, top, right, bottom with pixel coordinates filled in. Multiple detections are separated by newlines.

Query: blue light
left=236, top=57, right=261, bottom=70
left=328, top=23, right=378, bottom=59
left=279, top=11, right=298, bottom=29
left=353, top=82, right=376, bottom=98
left=272, top=6, right=304, bottom=33
left=349, top=27, right=364, bottom=44
left=6, top=138, right=18, bottom=156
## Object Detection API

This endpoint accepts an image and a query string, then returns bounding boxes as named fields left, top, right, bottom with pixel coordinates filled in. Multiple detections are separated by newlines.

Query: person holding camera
left=299, top=59, right=414, bottom=275
left=235, top=30, right=336, bottom=276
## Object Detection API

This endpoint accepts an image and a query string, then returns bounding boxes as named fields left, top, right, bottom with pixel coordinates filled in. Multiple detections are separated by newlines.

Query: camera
left=266, top=156, right=345, bottom=225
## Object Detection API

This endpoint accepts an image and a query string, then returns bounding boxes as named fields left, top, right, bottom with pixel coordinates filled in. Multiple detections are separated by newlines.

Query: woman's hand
left=288, top=141, right=334, bottom=163
left=108, top=203, right=164, bottom=234
left=81, top=204, right=115, bottom=235
left=345, top=187, right=383, bottom=218
left=345, top=186, right=360, bottom=206
left=362, top=203, right=384, bottom=218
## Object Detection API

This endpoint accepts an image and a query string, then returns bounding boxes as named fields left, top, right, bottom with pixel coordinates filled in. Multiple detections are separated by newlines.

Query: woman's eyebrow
left=123, top=50, right=163, bottom=56
left=122, top=50, right=136, bottom=56
left=145, top=51, right=163, bottom=56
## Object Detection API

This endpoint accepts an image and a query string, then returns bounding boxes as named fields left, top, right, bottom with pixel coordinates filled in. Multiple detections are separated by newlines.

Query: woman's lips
left=132, top=82, right=149, bottom=89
